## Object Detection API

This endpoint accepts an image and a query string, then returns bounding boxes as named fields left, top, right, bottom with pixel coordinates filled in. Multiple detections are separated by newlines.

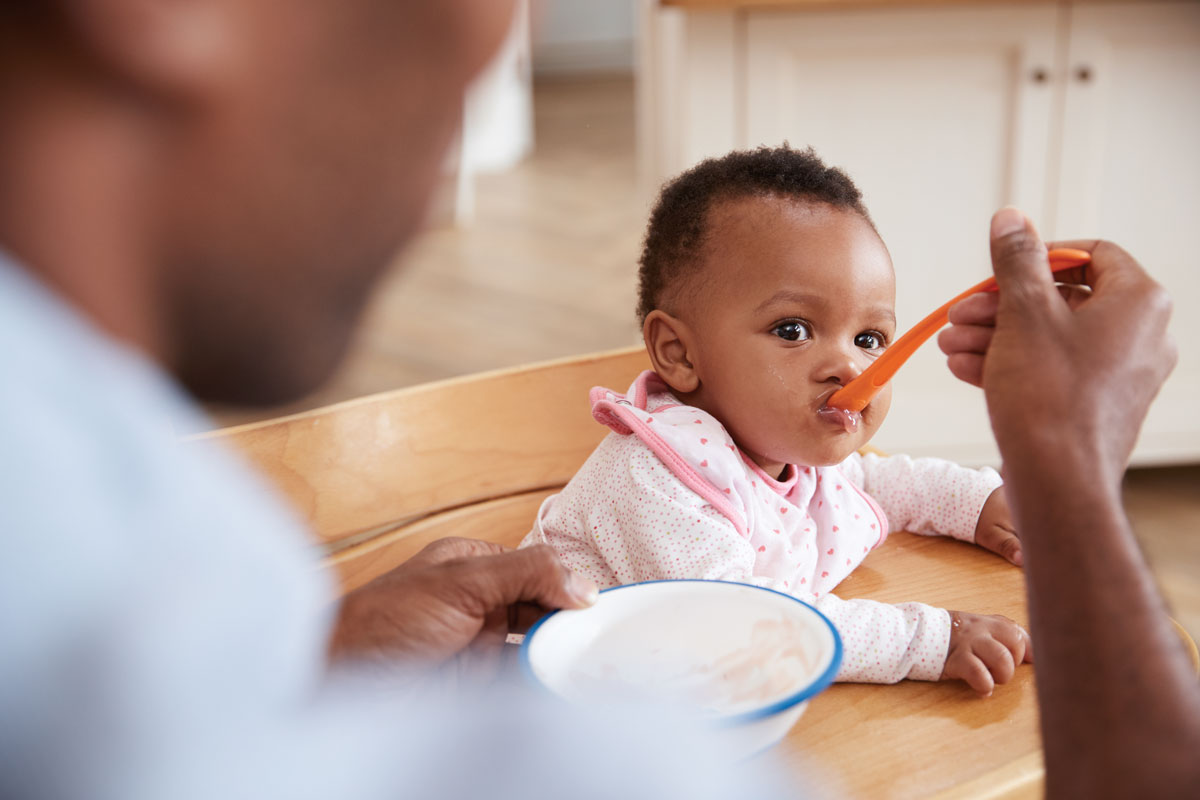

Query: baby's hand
left=974, top=487, right=1022, bottom=566
left=941, top=611, right=1033, bottom=696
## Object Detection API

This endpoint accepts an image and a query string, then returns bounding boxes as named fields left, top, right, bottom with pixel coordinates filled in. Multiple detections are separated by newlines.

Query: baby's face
left=679, top=196, right=896, bottom=474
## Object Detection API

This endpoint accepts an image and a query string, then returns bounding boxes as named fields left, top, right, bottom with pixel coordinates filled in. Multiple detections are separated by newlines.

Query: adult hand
left=937, top=207, right=1176, bottom=483
left=939, top=209, right=1199, bottom=798
left=329, top=538, right=598, bottom=673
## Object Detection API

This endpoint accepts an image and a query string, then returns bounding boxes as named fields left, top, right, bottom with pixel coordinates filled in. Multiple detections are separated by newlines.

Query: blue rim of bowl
left=518, top=578, right=844, bottom=726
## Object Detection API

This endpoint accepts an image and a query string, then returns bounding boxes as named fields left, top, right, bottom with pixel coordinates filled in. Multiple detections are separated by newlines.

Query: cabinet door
left=1054, top=2, right=1200, bottom=464
left=744, top=5, right=1060, bottom=465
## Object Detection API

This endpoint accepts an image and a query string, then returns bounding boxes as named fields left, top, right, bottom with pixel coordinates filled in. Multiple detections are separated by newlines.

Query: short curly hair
left=636, top=145, right=874, bottom=324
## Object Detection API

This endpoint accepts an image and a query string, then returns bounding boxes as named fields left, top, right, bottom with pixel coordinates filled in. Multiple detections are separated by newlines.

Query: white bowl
left=520, top=579, right=842, bottom=759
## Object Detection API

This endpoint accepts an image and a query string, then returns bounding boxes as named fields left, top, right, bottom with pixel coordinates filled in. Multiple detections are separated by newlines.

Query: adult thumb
left=988, top=207, right=1055, bottom=312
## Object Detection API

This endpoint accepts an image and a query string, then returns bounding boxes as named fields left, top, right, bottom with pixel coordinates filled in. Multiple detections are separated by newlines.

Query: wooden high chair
left=200, top=345, right=1047, bottom=799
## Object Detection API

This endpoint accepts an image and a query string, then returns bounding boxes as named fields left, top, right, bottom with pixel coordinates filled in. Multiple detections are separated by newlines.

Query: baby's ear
left=643, top=310, right=700, bottom=394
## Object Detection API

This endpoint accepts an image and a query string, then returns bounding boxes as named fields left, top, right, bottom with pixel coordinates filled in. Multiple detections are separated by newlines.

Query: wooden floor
left=208, top=75, right=1200, bottom=646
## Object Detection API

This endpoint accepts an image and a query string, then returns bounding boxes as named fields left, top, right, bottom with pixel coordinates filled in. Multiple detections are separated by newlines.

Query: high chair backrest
left=195, top=346, right=651, bottom=592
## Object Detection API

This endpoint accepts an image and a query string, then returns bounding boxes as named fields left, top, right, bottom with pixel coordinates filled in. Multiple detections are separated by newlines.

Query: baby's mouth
left=816, top=390, right=863, bottom=433
left=817, top=405, right=862, bottom=433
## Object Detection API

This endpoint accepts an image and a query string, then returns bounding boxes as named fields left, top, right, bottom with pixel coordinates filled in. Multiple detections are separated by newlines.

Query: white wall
left=531, top=0, right=636, bottom=75
left=464, top=2, right=534, bottom=175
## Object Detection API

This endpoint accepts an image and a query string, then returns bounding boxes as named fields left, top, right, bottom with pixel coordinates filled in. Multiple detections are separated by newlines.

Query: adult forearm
left=1007, top=467, right=1200, bottom=796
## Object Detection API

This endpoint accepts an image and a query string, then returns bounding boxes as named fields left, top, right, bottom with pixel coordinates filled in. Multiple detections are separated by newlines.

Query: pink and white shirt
left=521, top=371, right=1003, bottom=684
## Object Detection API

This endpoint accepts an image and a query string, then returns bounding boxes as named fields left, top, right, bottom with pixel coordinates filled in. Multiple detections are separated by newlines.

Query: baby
left=523, top=146, right=1031, bottom=693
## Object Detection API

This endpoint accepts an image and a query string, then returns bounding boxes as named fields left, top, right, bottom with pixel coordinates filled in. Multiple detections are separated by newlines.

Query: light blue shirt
left=0, top=252, right=785, bottom=799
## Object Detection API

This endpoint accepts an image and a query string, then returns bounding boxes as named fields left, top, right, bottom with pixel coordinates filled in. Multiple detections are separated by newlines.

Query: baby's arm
left=845, top=452, right=1023, bottom=565
left=842, top=452, right=1001, bottom=543
left=583, top=471, right=960, bottom=685
left=818, top=594, right=1033, bottom=691
left=540, top=439, right=1025, bottom=690
left=815, top=593, right=950, bottom=683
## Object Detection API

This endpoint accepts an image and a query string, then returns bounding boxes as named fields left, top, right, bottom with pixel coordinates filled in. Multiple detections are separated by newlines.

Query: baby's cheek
left=862, top=384, right=893, bottom=435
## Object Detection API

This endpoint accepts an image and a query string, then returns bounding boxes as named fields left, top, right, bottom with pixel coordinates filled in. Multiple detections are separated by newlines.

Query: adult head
left=0, top=0, right=515, bottom=404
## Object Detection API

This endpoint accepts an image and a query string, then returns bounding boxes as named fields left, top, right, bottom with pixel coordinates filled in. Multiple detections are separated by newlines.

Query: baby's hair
left=636, top=144, right=874, bottom=324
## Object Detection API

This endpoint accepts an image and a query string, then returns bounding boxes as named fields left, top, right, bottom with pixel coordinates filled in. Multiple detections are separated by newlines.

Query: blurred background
left=208, top=0, right=1199, bottom=640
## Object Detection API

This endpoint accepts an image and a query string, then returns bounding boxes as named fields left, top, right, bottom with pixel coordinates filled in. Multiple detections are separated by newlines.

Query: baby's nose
left=820, top=349, right=865, bottom=386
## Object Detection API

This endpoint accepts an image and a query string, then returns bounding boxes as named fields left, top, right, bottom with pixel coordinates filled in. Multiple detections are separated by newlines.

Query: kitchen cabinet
left=638, top=1, right=1200, bottom=466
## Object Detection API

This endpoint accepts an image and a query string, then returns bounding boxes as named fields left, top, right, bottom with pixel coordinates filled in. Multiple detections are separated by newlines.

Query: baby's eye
left=772, top=320, right=812, bottom=342
left=854, top=331, right=887, bottom=350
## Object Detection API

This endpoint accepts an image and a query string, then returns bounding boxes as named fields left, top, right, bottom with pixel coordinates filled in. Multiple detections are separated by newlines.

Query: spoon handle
left=825, top=248, right=1092, bottom=413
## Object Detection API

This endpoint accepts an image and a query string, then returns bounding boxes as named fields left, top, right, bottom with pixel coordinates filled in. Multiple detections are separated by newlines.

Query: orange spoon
left=825, top=248, right=1092, bottom=416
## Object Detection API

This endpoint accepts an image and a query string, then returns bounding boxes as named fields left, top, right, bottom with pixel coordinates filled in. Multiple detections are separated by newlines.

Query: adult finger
left=988, top=207, right=1057, bottom=315
left=509, top=600, right=554, bottom=634
left=1045, top=239, right=1098, bottom=291
left=1052, top=238, right=1157, bottom=302
left=1055, top=283, right=1094, bottom=310
left=945, top=353, right=985, bottom=388
left=1039, top=238, right=1099, bottom=291
left=407, top=537, right=510, bottom=568
left=442, top=546, right=598, bottom=621
left=476, top=607, right=510, bottom=653
left=946, top=292, right=999, bottom=327
left=938, top=324, right=994, bottom=356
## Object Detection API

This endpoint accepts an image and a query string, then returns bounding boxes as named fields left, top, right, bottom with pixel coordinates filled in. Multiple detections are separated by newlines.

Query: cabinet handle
left=1031, top=67, right=1049, bottom=84
left=1075, top=65, right=1094, bottom=82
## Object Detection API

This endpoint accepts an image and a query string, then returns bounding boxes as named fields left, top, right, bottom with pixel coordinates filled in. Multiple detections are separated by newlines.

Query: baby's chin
left=745, top=419, right=882, bottom=470
left=790, top=436, right=868, bottom=468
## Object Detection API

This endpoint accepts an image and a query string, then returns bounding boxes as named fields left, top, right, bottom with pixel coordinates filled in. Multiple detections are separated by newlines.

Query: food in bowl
left=520, top=579, right=842, bottom=758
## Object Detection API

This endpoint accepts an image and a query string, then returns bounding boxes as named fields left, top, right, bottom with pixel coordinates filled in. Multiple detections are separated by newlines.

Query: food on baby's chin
left=565, top=616, right=816, bottom=715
